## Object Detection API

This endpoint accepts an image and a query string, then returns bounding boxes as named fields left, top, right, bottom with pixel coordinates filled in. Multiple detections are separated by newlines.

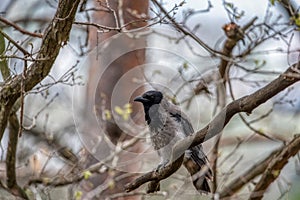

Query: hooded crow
left=134, top=90, right=212, bottom=192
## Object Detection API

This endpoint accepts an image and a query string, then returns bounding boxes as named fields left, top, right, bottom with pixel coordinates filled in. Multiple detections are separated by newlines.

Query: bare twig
left=151, top=0, right=224, bottom=57
left=0, top=0, right=81, bottom=142
left=0, top=16, right=42, bottom=38
left=18, top=58, right=27, bottom=137
left=0, top=29, right=30, bottom=55
left=194, top=17, right=258, bottom=94
left=74, top=21, right=121, bottom=32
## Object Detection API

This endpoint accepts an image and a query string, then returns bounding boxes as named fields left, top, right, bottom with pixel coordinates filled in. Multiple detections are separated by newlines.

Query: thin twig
left=151, top=0, right=225, bottom=58
left=0, top=16, right=42, bottom=38
left=18, top=58, right=27, bottom=137
left=0, top=29, right=30, bottom=55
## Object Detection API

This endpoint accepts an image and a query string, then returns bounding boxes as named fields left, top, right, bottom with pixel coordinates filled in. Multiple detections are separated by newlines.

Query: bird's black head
left=134, top=90, right=163, bottom=125
left=134, top=90, right=163, bottom=107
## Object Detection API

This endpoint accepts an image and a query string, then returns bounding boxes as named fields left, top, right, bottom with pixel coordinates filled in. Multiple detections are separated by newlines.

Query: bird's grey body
left=147, top=99, right=205, bottom=166
left=134, top=90, right=212, bottom=192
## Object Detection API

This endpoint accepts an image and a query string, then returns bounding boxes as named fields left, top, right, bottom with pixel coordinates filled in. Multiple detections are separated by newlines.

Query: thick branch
left=0, top=0, right=81, bottom=142
left=218, top=22, right=244, bottom=81
left=219, top=146, right=283, bottom=198
left=125, top=155, right=184, bottom=192
left=249, top=135, right=300, bottom=200
left=6, top=113, right=27, bottom=198
left=125, top=61, right=300, bottom=192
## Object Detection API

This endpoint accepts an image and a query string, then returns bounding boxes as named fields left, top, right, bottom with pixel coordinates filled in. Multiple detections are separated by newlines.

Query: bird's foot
left=155, top=160, right=169, bottom=172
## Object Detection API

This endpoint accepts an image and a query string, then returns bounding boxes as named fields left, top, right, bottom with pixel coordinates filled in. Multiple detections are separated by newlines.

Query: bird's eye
left=144, top=94, right=154, bottom=99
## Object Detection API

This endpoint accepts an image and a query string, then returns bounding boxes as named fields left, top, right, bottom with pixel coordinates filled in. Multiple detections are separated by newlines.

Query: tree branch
left=0, top=0, right=81, bottom=142
left=249, top=134, right=300, bottom=200
left=125, top=155, right=184, bottom=192
left=219, top=135, right=300, bottom=199
left=0, top=34, right=27, bottom=198
left=219, top=145, right=283, bottom=198
left=178, top=61, right=300, bottom=152
left=0, top=29, right=30, bottom=55
left=194, top=17, right=258, bottom=94
left=125, top=61, right=300, bottom=193
left=6, top=113, right=27, bottom=199
left=151, top=0, right=222, bottom=57
left=0, top=16, right=43, bottom=38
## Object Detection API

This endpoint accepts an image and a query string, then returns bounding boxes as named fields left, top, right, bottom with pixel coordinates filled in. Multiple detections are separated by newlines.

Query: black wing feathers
left=170, top=110, right=212, bottom=185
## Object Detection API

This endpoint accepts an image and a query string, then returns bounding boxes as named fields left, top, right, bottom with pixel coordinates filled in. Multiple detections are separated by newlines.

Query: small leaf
left=124, top=103, right=132, bottom=109
left=42, top=177, right=50, bottom=185
left=114, top=106, right=124, bottom=115
left=83, top=170, right=92, bottom=180
left=225, top=2, right=234, bottom=9
left=104, top=109, right=111, bottom=120
left=0, top=32, right=5, bottom=54
left=122, top=113, right=130, bottom=121
left=258, top=128, right=264, bottom=133
left=74, top=191, right=82, bottom=200
left=124, top=104, right=132, bottom=114
left=152, top=70, right=161, bottom=76
left=272, top=170, right=280, bottom=177
left=183, top=62, right=189, bottom=70
left=25, top=188, right=34, bottom=199
left=294, top=14, right=300, bottom=27
left=125, top=108, right=132, bottom=114
left=0, top=31, right=10, bottom=79
left=108, top=180, right=115, bottom=189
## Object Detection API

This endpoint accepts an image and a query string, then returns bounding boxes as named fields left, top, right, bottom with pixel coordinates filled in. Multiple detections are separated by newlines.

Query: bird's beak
left=134, top=96, right=149, bottom=103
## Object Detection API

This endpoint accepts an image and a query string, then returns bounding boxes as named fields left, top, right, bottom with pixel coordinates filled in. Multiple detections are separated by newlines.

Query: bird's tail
left=191, top=165, right=212, bottom=193
left=184, top=146, right=212, bottom=193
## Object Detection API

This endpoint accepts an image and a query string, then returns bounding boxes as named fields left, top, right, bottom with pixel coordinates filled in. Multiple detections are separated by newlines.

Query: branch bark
left=249, top=135, right=300, bottom=200
left=0, top=0, right=81, bottom=142
left=6, top=113, right=27, bottom=198
left=125, top=61, right=300, bottom=193
left=125, top=155, right=184, bottom=192
left=0, top=32, right=27, bottom=198
left=177, top=61, right=300, bottom=155
left=219, top=145, right=283, bottom=198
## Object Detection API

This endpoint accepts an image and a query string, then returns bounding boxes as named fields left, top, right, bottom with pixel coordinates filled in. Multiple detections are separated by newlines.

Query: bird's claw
left=155, top=160, right=169, bottom=172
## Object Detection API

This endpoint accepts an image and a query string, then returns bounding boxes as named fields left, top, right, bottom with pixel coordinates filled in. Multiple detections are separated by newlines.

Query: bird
left=134, top=90, right=212, bottom=192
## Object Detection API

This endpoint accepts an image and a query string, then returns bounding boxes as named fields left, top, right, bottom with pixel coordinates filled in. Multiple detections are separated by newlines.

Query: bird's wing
left=162, top=99, right=194, bottom=136
left=163, top=99, right=212, bottom=192
left=165, top=100, right=210, bottom=164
